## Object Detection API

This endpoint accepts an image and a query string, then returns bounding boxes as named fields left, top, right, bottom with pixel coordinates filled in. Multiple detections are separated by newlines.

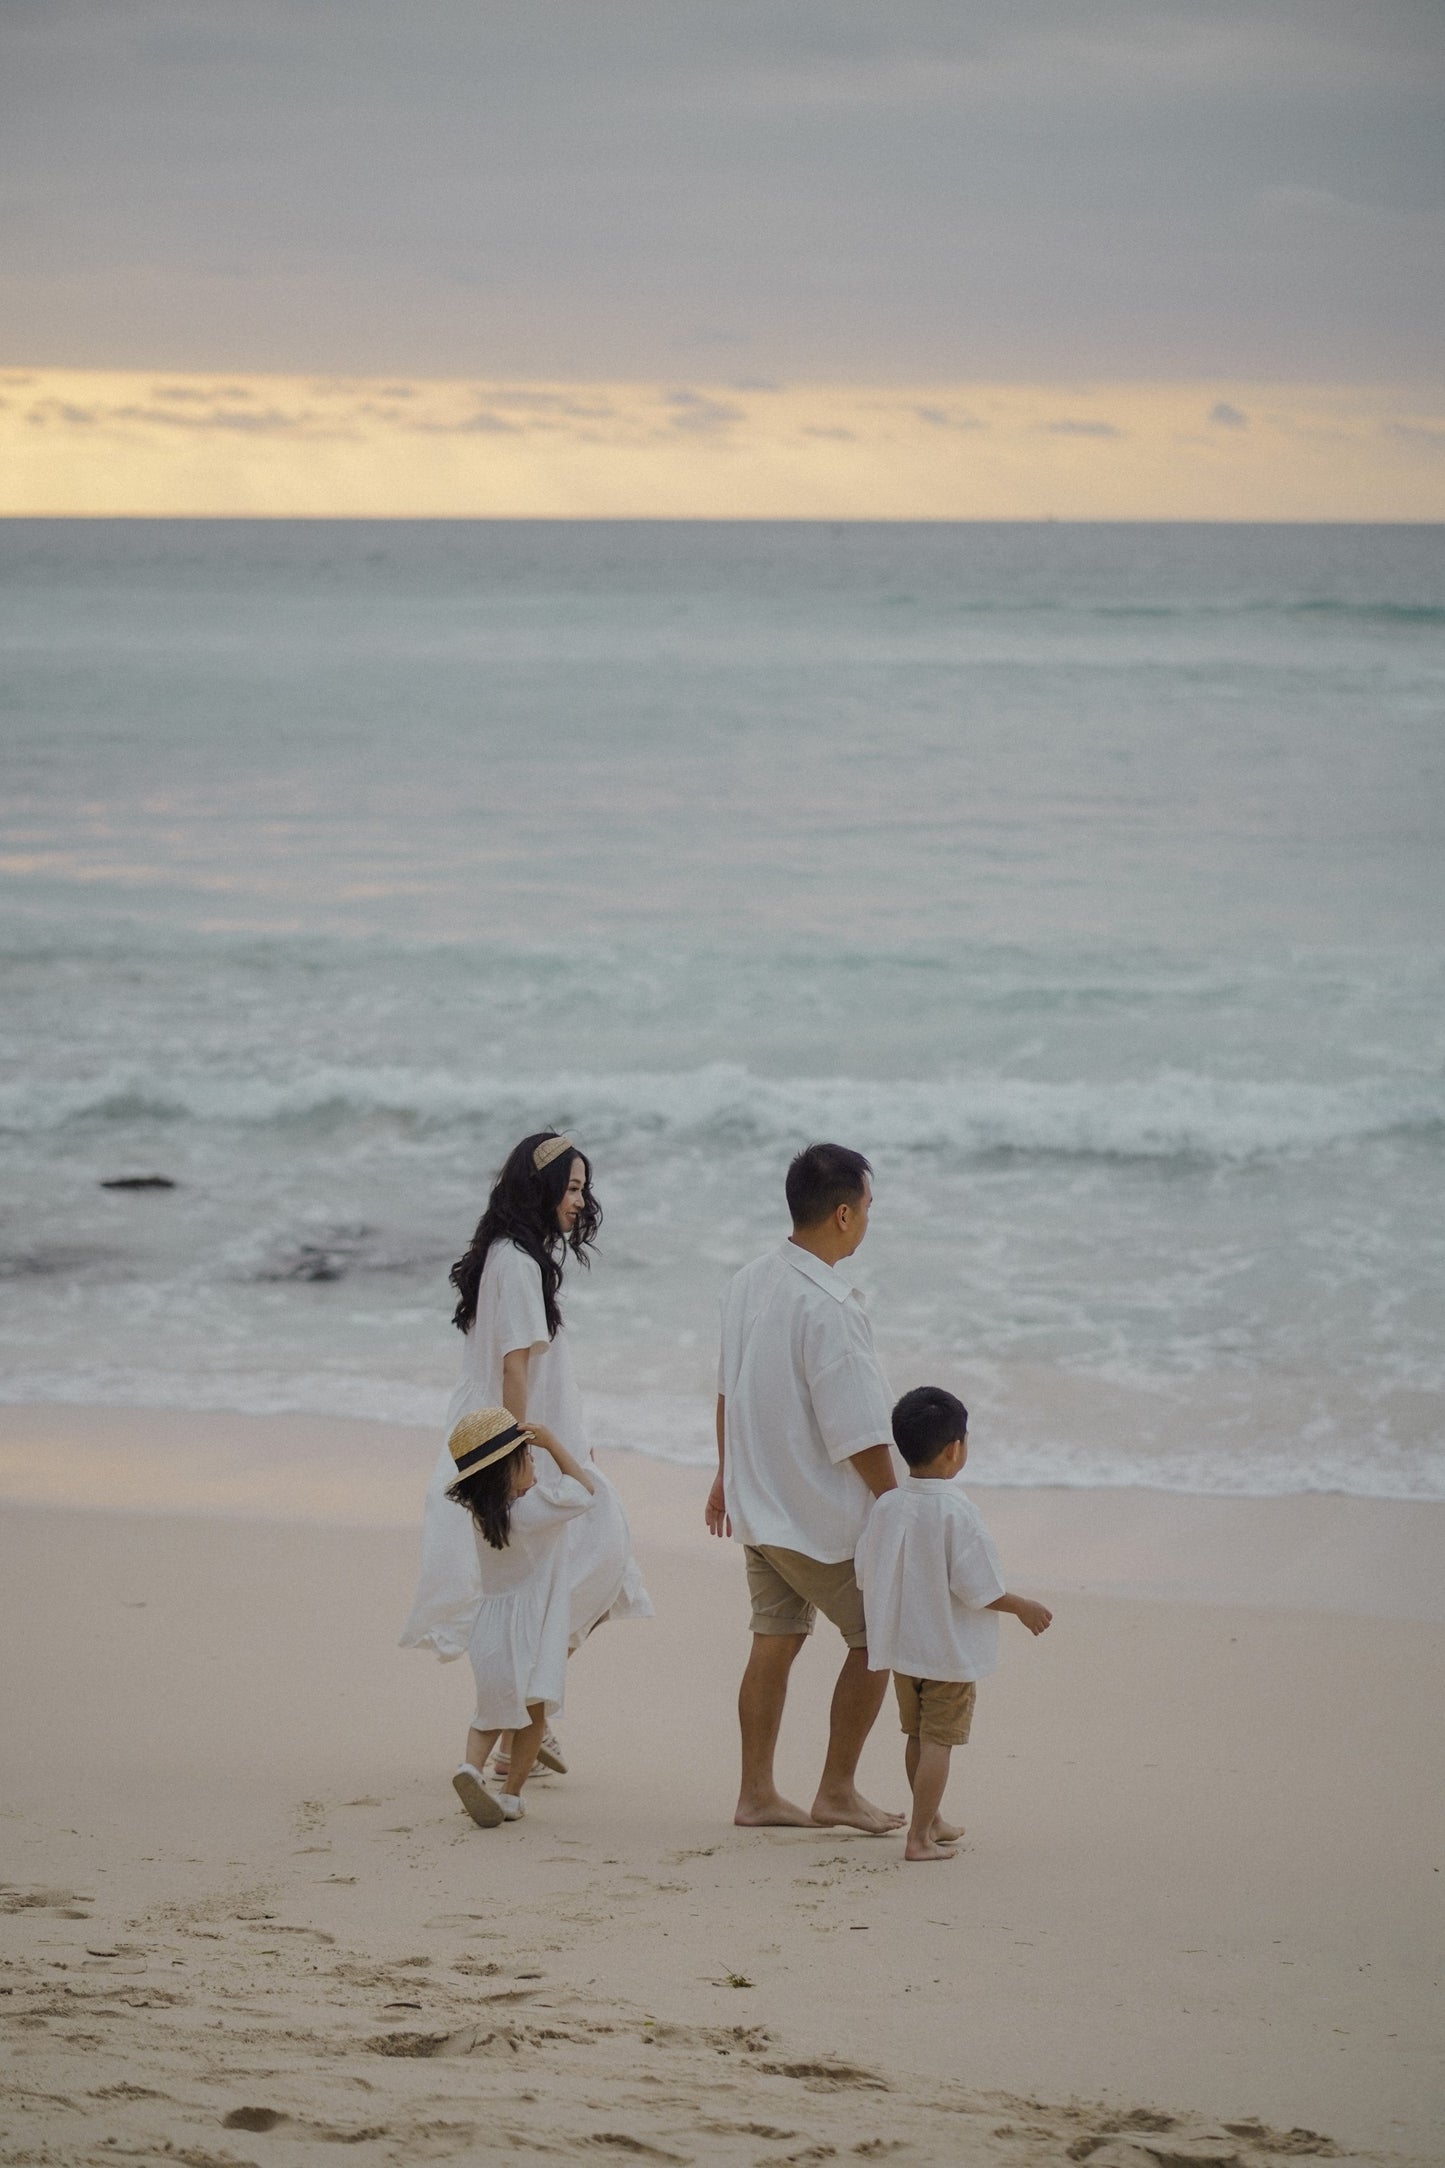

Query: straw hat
left=448, top=1406, right=532, bottom=1478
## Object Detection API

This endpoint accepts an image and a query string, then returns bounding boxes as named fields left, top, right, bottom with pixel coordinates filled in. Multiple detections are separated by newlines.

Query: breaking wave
left=3, top=1061, right=1441, bottom=1164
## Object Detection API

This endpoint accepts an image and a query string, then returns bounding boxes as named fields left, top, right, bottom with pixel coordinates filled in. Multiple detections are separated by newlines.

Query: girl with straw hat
left=442, top=1405, right=597, bottom=1825
left=401, top=1132, right=651, bottom=1794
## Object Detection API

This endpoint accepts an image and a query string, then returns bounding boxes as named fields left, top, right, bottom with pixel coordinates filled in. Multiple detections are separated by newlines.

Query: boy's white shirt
left=855, top=1478, right=1006, bottom=1682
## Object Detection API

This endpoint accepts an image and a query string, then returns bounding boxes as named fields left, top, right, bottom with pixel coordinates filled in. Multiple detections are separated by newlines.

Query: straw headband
left=448, top=1406, right=533, bottom=1478
left=533, top=1133, right=577, bottom=1173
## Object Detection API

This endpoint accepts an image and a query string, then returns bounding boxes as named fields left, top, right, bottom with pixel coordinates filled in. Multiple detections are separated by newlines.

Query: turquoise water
left=2, top=520, right=1442, bottom=1494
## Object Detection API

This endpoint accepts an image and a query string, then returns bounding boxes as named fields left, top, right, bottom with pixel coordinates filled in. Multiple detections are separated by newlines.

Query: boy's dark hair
left=892, top=1385, right=968, bottom=1468
left=785, top=1142, right=871, bottom=1229
left=446, top=1449, right=529, bottom=1551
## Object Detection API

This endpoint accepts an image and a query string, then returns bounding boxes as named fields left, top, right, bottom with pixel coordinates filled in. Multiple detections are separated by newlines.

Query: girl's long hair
left=447, top=1447, right=530, bottom=1551
left=449, top=1131, right=600, bottom=1339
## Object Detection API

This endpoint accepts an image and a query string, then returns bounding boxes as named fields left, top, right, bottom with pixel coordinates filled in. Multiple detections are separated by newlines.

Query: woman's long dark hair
left=449, top=1131, right=600, bottom=1338
left=447, top=1448, right=529, bottom=1551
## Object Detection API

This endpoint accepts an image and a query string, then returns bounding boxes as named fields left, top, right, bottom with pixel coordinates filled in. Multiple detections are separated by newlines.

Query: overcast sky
left=3, top=0, right=1442, bottom=384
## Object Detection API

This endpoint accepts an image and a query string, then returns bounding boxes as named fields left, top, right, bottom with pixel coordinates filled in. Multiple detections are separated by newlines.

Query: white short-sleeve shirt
left=854, top=1479, right=1006, bottom=1682
left=717, top=1242, right=893, bottom=1563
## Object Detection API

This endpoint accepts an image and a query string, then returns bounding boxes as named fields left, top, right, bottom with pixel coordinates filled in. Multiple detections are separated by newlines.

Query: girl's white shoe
left=452, top=1764, right=504, bottom=1828
left=493, top=1726, right=565, bottom=1781
left=497, top=1792, right=525, bottom=1820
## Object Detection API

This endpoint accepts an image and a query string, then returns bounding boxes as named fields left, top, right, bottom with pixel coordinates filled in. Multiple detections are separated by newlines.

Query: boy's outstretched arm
left=987, top=1592, right=1053, bottom=1635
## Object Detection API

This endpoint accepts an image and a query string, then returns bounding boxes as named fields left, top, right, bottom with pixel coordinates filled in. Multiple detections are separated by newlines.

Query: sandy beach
left=1, top=1409, right=1442, bottom=2167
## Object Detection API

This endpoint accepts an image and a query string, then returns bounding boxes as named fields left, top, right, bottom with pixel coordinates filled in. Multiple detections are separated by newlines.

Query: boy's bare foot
left=810, top=1786, right=906, bottom=1835
left=933, top=1817, right=964, bottom=1843
left=904, top=1835, right=958, bottom=1863
left=735, top=1792, right=817, bottom=1827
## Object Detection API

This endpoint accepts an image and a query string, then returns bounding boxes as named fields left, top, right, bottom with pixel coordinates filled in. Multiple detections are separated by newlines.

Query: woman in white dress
left=400, top=1131, right=652, bottom=1779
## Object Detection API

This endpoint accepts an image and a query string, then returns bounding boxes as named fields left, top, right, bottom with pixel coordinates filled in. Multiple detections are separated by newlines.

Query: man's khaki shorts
left=894, top=1673, right=977, bottom=1747
left=744, top=1544, right=868, bottom=1649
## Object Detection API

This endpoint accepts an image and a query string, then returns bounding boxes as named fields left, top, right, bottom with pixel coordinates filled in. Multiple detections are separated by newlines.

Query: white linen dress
left=466, top=1465, right=595, bottom=1730
left=399, top=1239, right=652, bottom=1661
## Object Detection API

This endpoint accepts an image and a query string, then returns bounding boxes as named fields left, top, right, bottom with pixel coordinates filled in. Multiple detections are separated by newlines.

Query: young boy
left=855, top=1385, right=1052, bottom=1862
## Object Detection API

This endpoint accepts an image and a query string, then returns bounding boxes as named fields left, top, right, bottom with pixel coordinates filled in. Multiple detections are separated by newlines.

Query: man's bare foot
left=933, top=1816, right=964, bottom=1843
left=810, top=1787, right=906, bottom=1835
left=735, top=1793, right=817, bottom=1828
left=904, top=1835, right=958, bottom=1863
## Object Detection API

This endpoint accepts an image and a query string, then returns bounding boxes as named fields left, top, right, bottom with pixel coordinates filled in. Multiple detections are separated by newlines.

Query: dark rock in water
left=100, top=1175, right=178, bottom=1191
left=254, top=1224, right=386, bottom=1284
left=250, top=1224, right=448, bottom=1287
left=267, top=1244, right=347, bottom=1282
left=0, top=1244, right=116, bottom=1278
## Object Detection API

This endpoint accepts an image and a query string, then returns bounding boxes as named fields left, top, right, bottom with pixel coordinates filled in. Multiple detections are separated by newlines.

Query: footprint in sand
left=586, top=2138, right=690, bottom=2162
left=758, top=2058, right=890, bottom=2093
left=696, top=2126, right=799, bottom=2143
left=0, top=1885, right=94, bottom=1917
left=239, top=1923, right=336, bottom=1945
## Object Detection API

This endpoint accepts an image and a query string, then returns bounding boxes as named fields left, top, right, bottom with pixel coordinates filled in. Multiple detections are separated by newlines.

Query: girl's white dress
left=466, top=1466, right=594, bottom=1730
left=399, top=1239, right=653, bottom=1662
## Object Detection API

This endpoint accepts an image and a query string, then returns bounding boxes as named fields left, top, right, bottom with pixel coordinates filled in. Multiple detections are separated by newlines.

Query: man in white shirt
left=707, top=1143, right=903, bottom=1833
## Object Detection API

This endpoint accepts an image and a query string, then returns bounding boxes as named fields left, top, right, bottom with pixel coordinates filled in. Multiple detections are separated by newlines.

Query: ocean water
left=2, top=519, right=1442, bottom=1499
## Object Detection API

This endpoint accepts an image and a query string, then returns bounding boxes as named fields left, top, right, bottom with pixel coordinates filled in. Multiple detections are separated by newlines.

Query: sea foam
left=3, top=1060, right=1440, bottom=1165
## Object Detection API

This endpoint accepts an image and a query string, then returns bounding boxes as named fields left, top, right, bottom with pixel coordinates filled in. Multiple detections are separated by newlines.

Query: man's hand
left=705, top=1473, right=731, bottom=1539
left=1012, top=1598, right=1052, bottom=1636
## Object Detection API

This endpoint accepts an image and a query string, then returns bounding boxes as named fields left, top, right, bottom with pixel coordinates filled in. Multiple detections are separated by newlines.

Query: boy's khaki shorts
left=744, top=1544, right=868, bottom=1649
left=894, top=1673, right=977, bottom=1747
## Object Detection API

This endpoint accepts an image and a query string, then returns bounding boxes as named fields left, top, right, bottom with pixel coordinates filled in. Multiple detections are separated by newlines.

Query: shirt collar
left=779, top=1240, right=861, bottom=1304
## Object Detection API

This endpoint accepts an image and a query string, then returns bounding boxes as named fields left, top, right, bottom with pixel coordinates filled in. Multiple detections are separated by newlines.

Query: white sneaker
left=498, top=1792, right=525, bottom=1821
left=498, top=1727, right=565, bottom=1780
left=452, top=1764, right=504, bottom=1828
